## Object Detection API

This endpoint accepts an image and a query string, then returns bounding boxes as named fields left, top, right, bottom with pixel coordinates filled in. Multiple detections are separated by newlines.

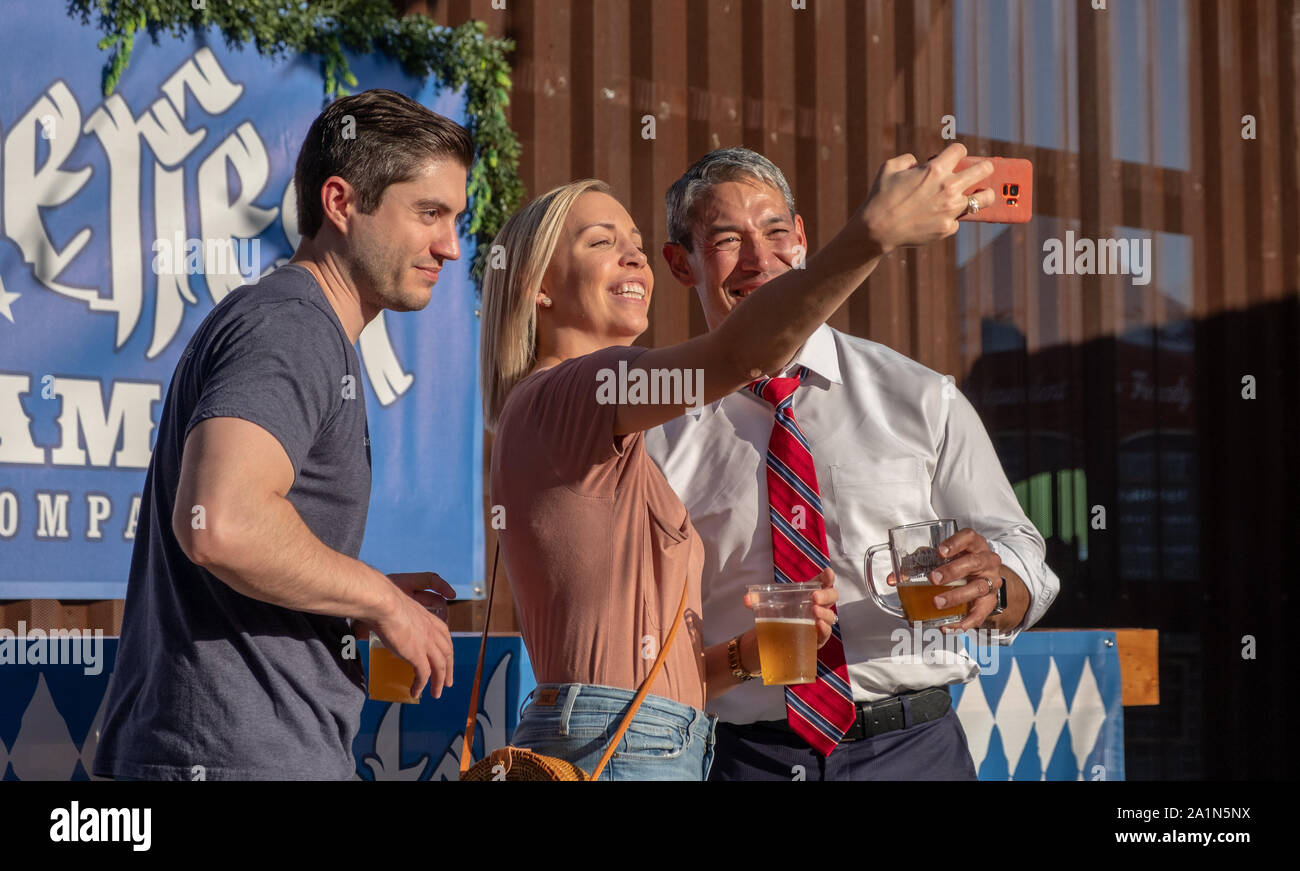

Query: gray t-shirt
left=93, top=264, right=372, bottom=781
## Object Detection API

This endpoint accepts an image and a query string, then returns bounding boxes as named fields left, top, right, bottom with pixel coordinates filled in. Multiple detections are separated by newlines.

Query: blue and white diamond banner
left=954, top=630, right=1124, bottom=781
left=0, top=631, right=1120, bottom=780
left=0, top=635, right=535, bottom=781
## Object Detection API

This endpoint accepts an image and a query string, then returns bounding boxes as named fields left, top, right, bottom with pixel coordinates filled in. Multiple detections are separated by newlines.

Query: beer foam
left=754, top=617, right=816, bottom=625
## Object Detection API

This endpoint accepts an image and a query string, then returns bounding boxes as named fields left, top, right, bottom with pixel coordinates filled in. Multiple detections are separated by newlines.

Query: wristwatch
left=991, top=572, right=1008, bottom=615
left=728, top=635, right=761, bottom=681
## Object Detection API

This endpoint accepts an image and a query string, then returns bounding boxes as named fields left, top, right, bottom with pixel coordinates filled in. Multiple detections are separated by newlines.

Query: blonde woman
left=481, top=146, right=995, bottom=780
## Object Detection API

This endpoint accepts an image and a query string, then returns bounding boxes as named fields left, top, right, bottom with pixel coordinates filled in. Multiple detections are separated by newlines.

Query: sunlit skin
left=524, top=188, right=839, bottom=696
left=662, top=179, right=808, bottom=332
left=533, top=191, right=654, bottom=367
left=292, top=158, right=467, bottom=342
left=663, top=175, right=1031, bottom=634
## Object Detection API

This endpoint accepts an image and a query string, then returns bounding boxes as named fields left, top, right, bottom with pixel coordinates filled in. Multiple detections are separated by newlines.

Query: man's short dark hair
left=665, top=147, right=797, bottom=251
left=294, top=88, right=473, bottom=239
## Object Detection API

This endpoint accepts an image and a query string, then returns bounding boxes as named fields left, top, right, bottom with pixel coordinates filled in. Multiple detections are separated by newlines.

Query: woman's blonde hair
left=480, top=178, right=613, bottom=430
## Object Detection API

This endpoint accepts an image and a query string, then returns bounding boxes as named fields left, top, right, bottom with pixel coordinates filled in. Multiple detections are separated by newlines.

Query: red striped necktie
left=749, top=367, right=856, bottom=755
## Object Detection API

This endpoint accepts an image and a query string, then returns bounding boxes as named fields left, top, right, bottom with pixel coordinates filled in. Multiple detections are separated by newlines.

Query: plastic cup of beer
left=864, top=519, right=967, bottom=628
left=368, top=596, right=448, bottom=704
left=747, top=584, right=819, bottom=686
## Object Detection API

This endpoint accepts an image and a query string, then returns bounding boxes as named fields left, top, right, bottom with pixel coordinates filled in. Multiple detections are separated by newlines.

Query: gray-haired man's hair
left=665, top=147, right=797, bottom=250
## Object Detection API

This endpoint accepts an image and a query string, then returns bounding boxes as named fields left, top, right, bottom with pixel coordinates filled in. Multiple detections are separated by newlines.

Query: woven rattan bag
left=458, top=543, right=689, bottom=781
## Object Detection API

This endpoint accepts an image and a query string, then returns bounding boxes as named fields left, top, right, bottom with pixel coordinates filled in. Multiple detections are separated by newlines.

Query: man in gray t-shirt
left=93, top=89, right=471, bottom=780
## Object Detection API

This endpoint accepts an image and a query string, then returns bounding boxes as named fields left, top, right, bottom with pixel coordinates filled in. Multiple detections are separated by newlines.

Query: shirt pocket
left=642, top=497, right=691, bottom=636
left=829, top=458, right=930, bottom=565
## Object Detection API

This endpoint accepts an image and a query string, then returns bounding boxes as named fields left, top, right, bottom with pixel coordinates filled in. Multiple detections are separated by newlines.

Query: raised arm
left=615, top=143, right=995, bottom=436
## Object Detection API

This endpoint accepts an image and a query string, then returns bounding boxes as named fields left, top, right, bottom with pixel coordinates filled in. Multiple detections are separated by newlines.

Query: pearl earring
left=539, top=295, right=553, bottom=308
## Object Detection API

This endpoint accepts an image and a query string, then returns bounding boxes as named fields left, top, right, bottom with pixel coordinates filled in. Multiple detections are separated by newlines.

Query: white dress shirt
left=645, top=324, right=1061, bottom=724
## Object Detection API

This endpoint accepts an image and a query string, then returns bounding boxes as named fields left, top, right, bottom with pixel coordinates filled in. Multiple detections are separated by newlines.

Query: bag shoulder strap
left=458, top=541, right=501, bottom=775
left=587, top=569, right=690, bottom=780
left=459, top=541, right=691, bottom=780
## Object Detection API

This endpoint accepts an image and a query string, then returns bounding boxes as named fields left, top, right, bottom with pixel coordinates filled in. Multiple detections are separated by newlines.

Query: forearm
left=713, top=219, right=884, bottom=381
left=703, top=629, right=762, bottom=702
left=181, top=491, right=397, bottom=624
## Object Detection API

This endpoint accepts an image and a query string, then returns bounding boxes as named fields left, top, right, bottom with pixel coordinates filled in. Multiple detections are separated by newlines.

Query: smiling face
left=538, top=191, right=652, bottom=351
left=664, top=179, right=807, bottom=331
left=345, top=158, right=468, bottom=314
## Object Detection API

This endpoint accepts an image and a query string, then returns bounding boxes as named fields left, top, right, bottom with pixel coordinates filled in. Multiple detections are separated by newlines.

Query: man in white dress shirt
left=645, top=147, right=1061, bottom=780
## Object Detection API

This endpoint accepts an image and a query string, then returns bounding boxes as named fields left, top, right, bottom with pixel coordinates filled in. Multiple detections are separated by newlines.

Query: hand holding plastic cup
left=368, top=595, right=447, bottom=704
left=746, top=584, right=819, bottom=686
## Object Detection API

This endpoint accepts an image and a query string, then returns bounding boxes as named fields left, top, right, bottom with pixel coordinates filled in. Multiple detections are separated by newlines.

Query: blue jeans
left=511, top=683, right=717, bottom=781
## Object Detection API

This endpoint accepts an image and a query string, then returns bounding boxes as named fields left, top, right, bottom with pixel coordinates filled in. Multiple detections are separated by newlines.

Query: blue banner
left=0, top=9, right=484, bottom=599
left=952, top=630, right=1125, bottom=781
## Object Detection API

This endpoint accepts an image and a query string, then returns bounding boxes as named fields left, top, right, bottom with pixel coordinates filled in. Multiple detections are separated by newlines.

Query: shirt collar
left=783, top=323, right=842, bottom=385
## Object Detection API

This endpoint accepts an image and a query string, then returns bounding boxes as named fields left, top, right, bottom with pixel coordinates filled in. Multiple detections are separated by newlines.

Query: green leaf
left=81, top=0, right=526, bottom=294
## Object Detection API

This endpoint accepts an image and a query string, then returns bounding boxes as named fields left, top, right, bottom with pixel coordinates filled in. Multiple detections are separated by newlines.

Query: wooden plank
left=809, top=0, right=851, bottom=332
left=859, top=0, right=908, bottom=351
left=440, top=0, right=509, bottom=35
left=568, top=0, right=597, bottom=179
left=843, top=0, right=875, bottom=342
left=639, top=0, right=691, bottom=349
left=1246, top=0, right=1285, bottom=304
left=684, top=0, right=747, bottom=339
left=587, top=1, right=632, bottom=192
left=1279, top=0, right=1300, bottom=288
left=1074, top=0, right=1120, bottom=617
left=761, top=0, right=798, bottom=175
left=1114, top=629, right=1160, bottom=705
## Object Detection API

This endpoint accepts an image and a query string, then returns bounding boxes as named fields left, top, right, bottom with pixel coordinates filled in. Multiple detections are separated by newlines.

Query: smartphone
left=955, top=156, right=1033, bottom=223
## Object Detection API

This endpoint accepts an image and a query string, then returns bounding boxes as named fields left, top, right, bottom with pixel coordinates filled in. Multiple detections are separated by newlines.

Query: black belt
left=746, top=686, right=952, bottom=743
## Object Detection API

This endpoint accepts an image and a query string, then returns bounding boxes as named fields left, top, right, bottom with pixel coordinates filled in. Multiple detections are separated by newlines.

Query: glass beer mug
left=864, top=519, right=968, bottom=628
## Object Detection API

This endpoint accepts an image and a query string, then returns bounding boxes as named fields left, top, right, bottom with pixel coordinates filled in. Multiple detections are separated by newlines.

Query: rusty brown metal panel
left=695, top=0, right=745, bottom=157
left=582, top=1, right=634, bottom=190
left=1280, top=0, right=1300, bottom=289
left=1183, top=0, right=1210, bottom=322
left=1073, top=0, right=1121, bottom=621
left=568, top=0, right=597, bottom=180
left=759, top=1, right=799, bottom=179
left=515, top=1, right=574, bottom=195
left=805, top=0, right=853, bottom=332
left=1077, top=0, right=1119, bottom=342
left=1244, top=0, right=1286, bottom=304
left=858, top=0, right=908, bottom=352
left=637, top=0, right=693, bottom=351
left=842, top=0, right=878, bottom=341
left=1207, top=0, right=1249, bottom=314
left=905, top=0, right=960, bottom=379
left=439, top=0, right=509, bottom=34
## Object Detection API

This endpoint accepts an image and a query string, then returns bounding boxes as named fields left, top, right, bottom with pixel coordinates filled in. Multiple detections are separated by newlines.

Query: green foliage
left=68, top=0, right=523, bottom=289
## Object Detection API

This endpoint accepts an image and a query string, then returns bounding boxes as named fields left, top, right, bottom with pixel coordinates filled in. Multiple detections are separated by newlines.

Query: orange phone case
left=955, top=156, right=1033, bottom=223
